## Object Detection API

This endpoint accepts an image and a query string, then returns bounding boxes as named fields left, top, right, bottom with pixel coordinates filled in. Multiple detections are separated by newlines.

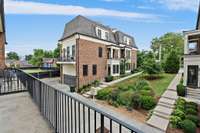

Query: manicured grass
left=106, top=73, right=175, bottom=97
left=23, top=69, right=51, bottom=74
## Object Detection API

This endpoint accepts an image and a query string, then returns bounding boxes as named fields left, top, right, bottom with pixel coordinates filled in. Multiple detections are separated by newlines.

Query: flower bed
left=169, top=98, right=200, bottom=133
left=96, top=80, right=157, bottom=111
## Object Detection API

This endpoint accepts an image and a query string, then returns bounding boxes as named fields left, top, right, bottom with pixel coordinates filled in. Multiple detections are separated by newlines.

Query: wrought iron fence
left=0, top=68, right=27, bottom=95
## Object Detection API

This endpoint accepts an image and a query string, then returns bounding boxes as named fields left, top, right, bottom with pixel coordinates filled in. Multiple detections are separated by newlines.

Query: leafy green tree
left=142, top=52, right=162, bottom=75
left=151, top=32, right=184, bottom=60
left=25, top=54, right=32, bottom=61
left=7, top=52, right=19, bottom=60
left=163, top=50, right=180, bottom=73
left=53, top=44, right=61, bottom=58
left=29, top=49, right=45, bottom=66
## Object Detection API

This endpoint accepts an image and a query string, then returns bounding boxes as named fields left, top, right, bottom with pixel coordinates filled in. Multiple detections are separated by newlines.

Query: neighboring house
left=57, top=15, right=137, bottom=89
left=6, top=60, right=33, bottom=68
left=183, top=3, right=200, bottom=96
left=0, top=0, right=6, bottom=70
left=43, top=58, right=57, bottom=68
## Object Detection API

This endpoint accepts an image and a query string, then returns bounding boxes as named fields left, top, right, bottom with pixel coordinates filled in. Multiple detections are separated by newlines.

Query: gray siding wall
left=64, top=74, right=76, bottom=87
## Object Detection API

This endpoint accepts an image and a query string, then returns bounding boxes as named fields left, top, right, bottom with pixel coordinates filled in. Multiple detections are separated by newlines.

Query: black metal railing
left=0, top=68, right=27, bottom=95
left=58, top=56, right=75, bottom=62
left=3, top=68, right=142, bottom=133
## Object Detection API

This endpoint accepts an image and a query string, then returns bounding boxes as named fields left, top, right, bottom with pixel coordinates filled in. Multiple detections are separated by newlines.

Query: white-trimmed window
left=123, top=36, right=131, bottom=45
left=96, top=27, right=109, bottom=40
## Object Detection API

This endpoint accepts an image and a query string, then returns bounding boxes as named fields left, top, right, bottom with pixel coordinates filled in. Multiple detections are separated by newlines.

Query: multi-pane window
left=92, top=64, right=97, bottom=75
left=113, top=65, right=119, bottom=74
left=83, top=65, right=88, bottom=76
left=98, top=47, right=103, bottom=58
left=72, top=45, right=75, bottom=59
left=67, top=46, right=70, bottom=59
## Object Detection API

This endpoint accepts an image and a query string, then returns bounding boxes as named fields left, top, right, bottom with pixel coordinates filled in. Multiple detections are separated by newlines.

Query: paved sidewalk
left=0, top=93, right=53, bottom=133
left=147, top=70, right=183, bottom=132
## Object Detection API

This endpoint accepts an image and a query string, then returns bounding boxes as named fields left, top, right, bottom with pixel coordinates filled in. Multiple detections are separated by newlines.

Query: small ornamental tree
left=163, top=50, right=180, bottom=73
left=142, top=52, right=162, bottom=76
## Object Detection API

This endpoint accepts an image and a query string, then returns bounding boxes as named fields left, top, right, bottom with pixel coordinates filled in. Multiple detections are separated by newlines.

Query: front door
left=187, top=65, right=198, bottom=87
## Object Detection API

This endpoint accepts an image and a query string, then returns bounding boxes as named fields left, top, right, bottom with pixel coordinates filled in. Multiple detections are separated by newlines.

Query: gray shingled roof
left=60, top=15, right=137, bottom=48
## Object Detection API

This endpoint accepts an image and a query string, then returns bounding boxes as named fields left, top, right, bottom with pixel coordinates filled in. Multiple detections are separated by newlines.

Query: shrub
left=139, top=90, right=154, bottom=97
left=96, top=88, right=113, bottom=100
left=131, top=93, right=141, bottom=109
left=176, top=84, right=185, bottom=96
left=117, top=90, right=134, bottom=106
left=142, top=86, right=152, bottom=91
left=186, top=115, right=200, bottom=126
left=135, top=80, right=149, bottom=90
left=109, top=89, right=120, bottom=101
left=186, top=102, right=198, bottom=109
left=176, top=98, right=186, bottom=110
left=105, top=76, right=113, bottom=82
left=78, top=84, right=91, bottom=94
left=170, top=115, right=182, bottom=128
left=172, top=109, right=185, bottom=119
left=180, top=119, right=196, bottom=133
left=185, top=104, right=198, bottom=111
left=186, top=108, right=198, bottom=115
left=139, top=96, right=156, bottom=110
left=92, top=80, right=100, bottom=87
left=118, top=86, right=129, bottom=91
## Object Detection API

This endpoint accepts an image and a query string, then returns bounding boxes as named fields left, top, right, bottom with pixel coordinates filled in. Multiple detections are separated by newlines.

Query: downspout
left=76, top=34, right=80, bottom=91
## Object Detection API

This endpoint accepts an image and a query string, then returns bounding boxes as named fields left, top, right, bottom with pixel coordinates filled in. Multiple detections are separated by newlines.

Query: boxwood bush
left=186, top=115, right=199, bottom=126
left=105, top=76, right=114, bottom=82
left=180, top=119, right=196, bottom=133
left=139, top=96, right=156, bottom=110
left=176, top=83, right=185, bottom=96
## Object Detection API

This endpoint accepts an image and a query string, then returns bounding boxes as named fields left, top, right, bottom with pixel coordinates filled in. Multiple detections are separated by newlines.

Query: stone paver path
left=83, top=72, right=142, bottom=97
left=147, top=70, right=183, bottom=132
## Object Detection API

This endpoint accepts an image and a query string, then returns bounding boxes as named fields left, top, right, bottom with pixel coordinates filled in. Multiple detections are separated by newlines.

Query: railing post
left=54, top=90, right=58, bottom=133
left=39, top=81, right=42, bottom=112
left=101, top=114, right=104, bottom=133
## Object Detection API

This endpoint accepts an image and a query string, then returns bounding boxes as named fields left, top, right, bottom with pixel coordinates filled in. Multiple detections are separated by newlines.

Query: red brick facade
left=131, top=49, right=137, bottom=69
left=0, top=33, right=5, bottom=70
left=76, top=39, right=108, bottom=88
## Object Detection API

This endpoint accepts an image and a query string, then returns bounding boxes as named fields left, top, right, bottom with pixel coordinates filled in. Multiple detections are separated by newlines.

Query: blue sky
left=5, top=0, right=200, bottom=56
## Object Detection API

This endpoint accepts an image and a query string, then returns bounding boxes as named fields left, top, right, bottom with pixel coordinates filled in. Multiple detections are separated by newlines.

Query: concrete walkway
left=147, top=70, right=183, bottom=132
left=0, top=93, right=53, bottom=133
left=83, top=72, right=142, bottom=97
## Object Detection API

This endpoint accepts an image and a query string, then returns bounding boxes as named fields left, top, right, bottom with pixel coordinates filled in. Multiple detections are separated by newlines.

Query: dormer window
left=96, top=27, right=109, bottom=40
left=105, top=32, right=109, bottom=40
left=123, top=36, right=131, bottom=45
left=97, top=29, right=102, bottom=38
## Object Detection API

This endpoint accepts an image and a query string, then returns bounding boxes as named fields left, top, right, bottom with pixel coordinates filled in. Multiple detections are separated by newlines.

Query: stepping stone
left=162, top=90, right=178, bottom=100
left=147, top=115, right=169, bottom=131
left=157, top=102, right=174, bottom=109
left=159, top=97, right=175, bottom=105
left=153, top=111, right=170, bottom=120
left=154, top=105, right=173, bottom=116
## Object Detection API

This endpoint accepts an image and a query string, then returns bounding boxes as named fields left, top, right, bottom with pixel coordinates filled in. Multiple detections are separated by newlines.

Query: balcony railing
left=9, top=68, right=144, bottom=133
left=58, top=56, right=75, bottom=62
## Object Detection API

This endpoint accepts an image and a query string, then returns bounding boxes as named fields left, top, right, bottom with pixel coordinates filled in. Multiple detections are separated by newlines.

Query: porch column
left=184, top=34, right=188, bottom=54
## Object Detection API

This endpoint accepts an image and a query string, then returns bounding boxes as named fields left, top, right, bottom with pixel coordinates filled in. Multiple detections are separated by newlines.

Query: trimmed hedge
left=186, top=115, right=199, bottom=126
left=105, top=76, right=114, bottom=82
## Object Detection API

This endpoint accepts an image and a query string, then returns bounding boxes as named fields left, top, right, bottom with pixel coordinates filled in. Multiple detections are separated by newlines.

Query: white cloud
left=4, top=0, right=157, bottom=19
left=137, top=6, right=155, bottom=10
left=151, top=0, right=199, bottom=12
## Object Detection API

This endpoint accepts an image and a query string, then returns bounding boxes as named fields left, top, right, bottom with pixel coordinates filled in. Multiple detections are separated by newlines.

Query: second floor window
left=72, top=45, right=75, bottom=58
left=67, top=46, right=70, bottom=58
left=99, top=47, right=103, bottom=57
left=92, top=64, right=97, bottom=75
left=83, top=65, right=88, bottom=76
left=105, top=32, right=109, bottom=40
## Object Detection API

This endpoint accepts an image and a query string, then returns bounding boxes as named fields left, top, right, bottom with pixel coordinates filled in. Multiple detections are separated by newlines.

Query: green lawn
left=107, top=73, right=175, bottom=97
left=23, top=69, right=51, bottom=74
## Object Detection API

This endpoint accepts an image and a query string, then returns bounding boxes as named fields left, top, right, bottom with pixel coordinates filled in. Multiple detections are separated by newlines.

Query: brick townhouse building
left=0, top=0, right=6, bottom=70
left=57, top=15, right=137, bottom=89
